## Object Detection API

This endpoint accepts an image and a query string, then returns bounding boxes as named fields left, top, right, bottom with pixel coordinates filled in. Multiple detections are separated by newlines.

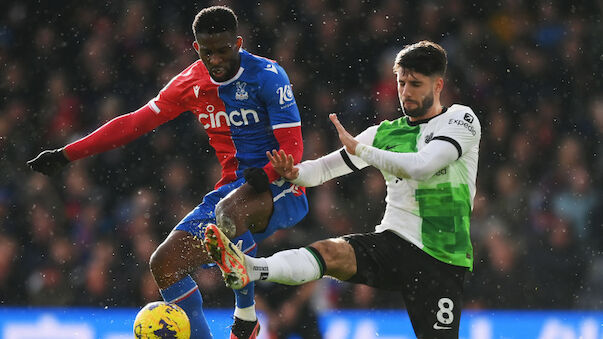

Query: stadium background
left=1, top=0, right=602, bottom=337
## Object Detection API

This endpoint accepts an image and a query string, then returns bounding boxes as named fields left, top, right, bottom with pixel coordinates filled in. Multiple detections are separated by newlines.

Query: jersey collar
left=209, top=49, right=246, bottom=86
left=406, top=106, right=448, bottom=126
left=210, top=66, right=245, bottom=86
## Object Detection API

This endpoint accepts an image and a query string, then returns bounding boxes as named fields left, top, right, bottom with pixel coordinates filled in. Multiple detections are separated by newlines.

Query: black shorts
left=343, top=230, right=468, bottom=339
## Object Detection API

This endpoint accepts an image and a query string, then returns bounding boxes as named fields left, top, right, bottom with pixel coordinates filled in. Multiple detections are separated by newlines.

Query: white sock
left=234, top=304, right=256, bottom=321
left=245, top=248, right=322, bottom=285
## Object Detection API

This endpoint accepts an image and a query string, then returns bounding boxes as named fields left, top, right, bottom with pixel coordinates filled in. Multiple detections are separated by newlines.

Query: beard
left=402, top=92, right=434, bottom=119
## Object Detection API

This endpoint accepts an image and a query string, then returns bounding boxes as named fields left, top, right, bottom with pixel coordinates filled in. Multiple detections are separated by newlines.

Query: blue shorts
left=174, top=177, right=308, bottom=250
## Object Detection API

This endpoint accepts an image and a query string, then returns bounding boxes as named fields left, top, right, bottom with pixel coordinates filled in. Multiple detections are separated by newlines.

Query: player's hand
left=266, top=149, right=299, bottom=180
left=329, top=113, right=359, bottom=155
left=27, top=148, right=70, bottom=175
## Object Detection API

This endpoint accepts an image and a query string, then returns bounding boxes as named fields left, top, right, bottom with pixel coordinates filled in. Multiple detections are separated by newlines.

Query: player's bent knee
left=214, top=200, right=237, bottom=238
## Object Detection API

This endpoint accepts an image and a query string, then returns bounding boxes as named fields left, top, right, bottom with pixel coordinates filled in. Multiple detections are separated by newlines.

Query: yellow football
left=133, top=301, right=190, bottom=339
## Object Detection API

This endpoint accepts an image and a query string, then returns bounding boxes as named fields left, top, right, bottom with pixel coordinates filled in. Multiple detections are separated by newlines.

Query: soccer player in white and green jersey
left=205, top=40, right=481, bottom=339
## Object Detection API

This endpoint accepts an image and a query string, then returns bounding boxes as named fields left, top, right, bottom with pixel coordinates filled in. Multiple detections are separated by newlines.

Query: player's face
left=194, top=31, right=242, bottom=82
left=396, top=69, right=439, bottom=119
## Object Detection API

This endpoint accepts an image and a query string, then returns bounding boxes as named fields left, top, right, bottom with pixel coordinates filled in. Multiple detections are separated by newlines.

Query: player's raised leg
left=206, top=224, right=357, bottom=287
left=213, top=176, right=273, bottom=339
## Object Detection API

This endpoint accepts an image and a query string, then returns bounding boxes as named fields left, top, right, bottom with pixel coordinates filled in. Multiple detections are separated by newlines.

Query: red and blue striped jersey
left=65, top=49, right=303, bottom=188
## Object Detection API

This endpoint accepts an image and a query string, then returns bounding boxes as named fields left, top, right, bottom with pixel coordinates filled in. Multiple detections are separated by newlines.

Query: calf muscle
left=150, top=230, right=211, bottom=289
left=311, top=238, right=357, bottom=281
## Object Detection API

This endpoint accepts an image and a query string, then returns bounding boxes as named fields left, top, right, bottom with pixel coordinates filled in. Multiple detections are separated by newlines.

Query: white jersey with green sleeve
left=292, top=104, right=481, bottom=269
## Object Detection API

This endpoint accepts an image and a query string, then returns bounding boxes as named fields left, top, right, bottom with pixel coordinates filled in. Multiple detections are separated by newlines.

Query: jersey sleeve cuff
left=340, top=149, right=360, bottom=172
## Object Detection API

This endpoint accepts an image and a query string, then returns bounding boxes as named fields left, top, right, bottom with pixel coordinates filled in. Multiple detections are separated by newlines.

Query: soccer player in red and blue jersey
left=27, top=6, right=308, bottom=339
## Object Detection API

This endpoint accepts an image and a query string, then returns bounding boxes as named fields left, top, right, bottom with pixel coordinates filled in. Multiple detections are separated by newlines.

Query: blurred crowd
left=1, top=0, right=602, bottom=331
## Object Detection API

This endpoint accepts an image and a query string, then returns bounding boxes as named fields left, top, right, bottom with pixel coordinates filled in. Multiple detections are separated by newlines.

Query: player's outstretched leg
left=204, top=223, right=251, bottom=289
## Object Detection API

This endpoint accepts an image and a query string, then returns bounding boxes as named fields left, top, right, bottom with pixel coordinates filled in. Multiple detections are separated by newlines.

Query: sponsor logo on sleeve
left=193, top=85, right=200, bottom=98
left=448, top=117, right=476, bottom=136
left=277, top=84, right=295, bottom=106
left=463, top=113, right=474, bottom=123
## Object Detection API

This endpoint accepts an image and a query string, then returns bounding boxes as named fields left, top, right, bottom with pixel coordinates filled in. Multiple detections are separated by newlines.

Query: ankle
left=234, top=304, right=257, bottom=321
left=245, top=256, right=268, bottom=282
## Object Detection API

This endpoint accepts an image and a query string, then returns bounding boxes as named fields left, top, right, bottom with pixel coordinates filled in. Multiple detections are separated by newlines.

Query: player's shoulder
left=241, top=49, right=288, bottom=81
left=165, top=60, right=211, bottom=90
left=174, top=60, right=210, bottom=85
left=363, top=124, right=380, bottom=135
left=442, top=104, right=481, bottom=127
left=439, top=104, right=481, bottom=137
left=160, top=60, right=211, bottom=98
left=445, top=104, right=479, bottom=122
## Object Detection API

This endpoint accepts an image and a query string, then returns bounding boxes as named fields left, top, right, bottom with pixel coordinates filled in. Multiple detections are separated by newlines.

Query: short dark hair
left=393, top=40, right=447, bottom=77
left=192, top=6, right=238, bottom=40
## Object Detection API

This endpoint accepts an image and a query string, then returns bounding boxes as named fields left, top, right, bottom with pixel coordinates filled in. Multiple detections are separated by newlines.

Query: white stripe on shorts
left=272, top=121, right=301, bottom=130
left=272, top=185, right=297, bottom=202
